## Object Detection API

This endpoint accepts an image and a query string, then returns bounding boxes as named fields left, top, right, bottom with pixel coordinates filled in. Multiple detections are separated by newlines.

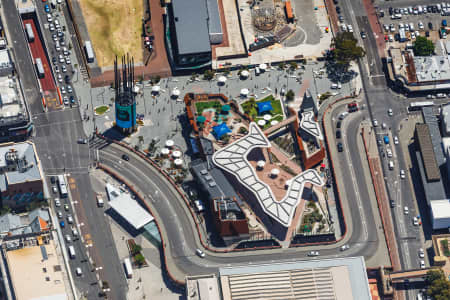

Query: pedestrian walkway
left=362, top=124, right=401, bottom=271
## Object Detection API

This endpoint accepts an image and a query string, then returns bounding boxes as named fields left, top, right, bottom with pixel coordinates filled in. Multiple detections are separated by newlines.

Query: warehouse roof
left=219, top=256, right=371, bottom=300
left=172, top=0, right=211, bottom=55
left=416, top=124, right=441, bottom=182
left=206, top=0, right=222, bottom=35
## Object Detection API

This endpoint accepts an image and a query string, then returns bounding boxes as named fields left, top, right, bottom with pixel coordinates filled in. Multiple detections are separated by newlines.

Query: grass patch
left=195, top=101, right=222, bottom=115
left=241, top=95, right=283, bottom=120
left=79, top=0, right=143, bottom=67
left=94, top=105, right=109, bottom=115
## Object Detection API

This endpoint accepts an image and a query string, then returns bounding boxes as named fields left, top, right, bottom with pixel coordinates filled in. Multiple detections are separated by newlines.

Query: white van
left=68, top=245, right=75, bottom=259
left=72, top=227, right=78, bottom=237
left=54, top=19, right=60, bottom=29
left=331, top=83, right=338, bottom=89
left=255, top=67, right=260, bottom=76
left=389, top=161, right=394, bottom=170
left=97, top=195, right=104, bottom=207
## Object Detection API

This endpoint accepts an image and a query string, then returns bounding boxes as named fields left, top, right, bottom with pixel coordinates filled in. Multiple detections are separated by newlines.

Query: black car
left=425, top=31, right=430, bottom=37
left=70, top=95, right=75, bottom=104
left=52, top=57, right=57, bottom=64
left=428, top=22, right=433, bottom=30
left=390, top=200, right=395, bottom=208
left=64, top=75, right=70, bottom=84
left=337, top=142, right=343, bottom=152
left=336, top=6, right=341, bottom=13
left=360, top=31, right=367, bottom=39
left=336, top=121, right=342, bottom=128
left=50, top=176, right=56, bottom=184
left=333, top=0, right=338, bottom=4
left=336, top=130, right=341, bottom=139
left=388, top=7, right=393, bottom=15
left=122, top=154, right=130, bottom=161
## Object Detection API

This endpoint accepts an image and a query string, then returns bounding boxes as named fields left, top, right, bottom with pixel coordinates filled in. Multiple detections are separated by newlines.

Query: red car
left=384, top=35, right=388, bottom=41
left=348, top=102, right=358, bottom=112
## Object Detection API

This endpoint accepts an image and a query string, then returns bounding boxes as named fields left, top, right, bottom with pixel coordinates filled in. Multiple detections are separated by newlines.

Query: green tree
left=285, top=89, right=295, bottom=102
left=203, top=70, right=214, bottom=81
left=413, top=36, right=435, bottom=56
left=289, top=62, right=298, bottom=71
left=426, top=269, right=450, bottom=300
left=131, top=244, right=142, bottom=255
left=278, top=62, right=286, bottom=70
left=331, top=32, right=365, bottom=71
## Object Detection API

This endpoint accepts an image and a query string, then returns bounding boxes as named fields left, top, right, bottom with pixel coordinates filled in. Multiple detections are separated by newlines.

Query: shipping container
left=84, top=41, right=94, bottom=63
left=35, top=58, right=45, bottom=78
left=25, top=23, right=34, bottom=42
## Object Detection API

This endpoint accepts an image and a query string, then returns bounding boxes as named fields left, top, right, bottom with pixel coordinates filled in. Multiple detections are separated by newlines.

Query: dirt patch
left=79, top=0, right=143, bottom=67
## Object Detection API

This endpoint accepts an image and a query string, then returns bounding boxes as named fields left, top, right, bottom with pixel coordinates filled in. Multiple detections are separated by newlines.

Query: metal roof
left=212, top=123, right=323, bottom=227
left=300, top=111, right=323, bottom=140
left=172, top=0, right=211, bottom=55
left=206, top=0, right=222, bottom=35
left=219, top=256, right=371, bottom=300
left=106, top=184, right=154, bottom=229
left=415, top=151, right=446, bottom=205
left=416, top=123, right=441, bottom=182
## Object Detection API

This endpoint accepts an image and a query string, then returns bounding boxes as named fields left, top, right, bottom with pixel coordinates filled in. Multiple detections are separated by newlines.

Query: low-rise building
left=0, top=208, right=50, bottom=238
left=186, top=256, right=372, bottom=300
left=0, top=141, right=44, bottom=209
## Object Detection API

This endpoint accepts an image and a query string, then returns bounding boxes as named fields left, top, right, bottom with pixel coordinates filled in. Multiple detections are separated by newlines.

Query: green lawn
left=241, top=95, right=283, bottom=120
left=95, top=105, right=109, bottom=115
left=195, top=101, right=222, bottom=114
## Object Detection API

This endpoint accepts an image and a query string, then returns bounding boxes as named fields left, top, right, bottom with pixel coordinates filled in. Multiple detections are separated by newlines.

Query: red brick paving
left=362, top=0, right=386, bottom=58
left=211, top=0, right=230, bottom=61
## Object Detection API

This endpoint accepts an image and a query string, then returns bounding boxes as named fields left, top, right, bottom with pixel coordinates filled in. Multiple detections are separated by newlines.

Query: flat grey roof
left=172, top=0, right=211, bottom=55
left=416, top=151, right=446, bottom=204
left=219, top=256, right=371, bottom=300
left=206, top=0, right=222, bottom=35
left=414, top=55, right=450, bottom=82
left=416, top=124, right=441, bottom=182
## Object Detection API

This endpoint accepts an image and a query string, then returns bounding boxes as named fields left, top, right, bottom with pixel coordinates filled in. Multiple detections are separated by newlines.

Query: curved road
left=92, top=123, right=385, bottom=281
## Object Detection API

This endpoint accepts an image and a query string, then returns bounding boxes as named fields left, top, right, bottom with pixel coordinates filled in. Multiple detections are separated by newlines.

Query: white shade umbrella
left=174, top=158, right=183, bottom=167
left=152, top=85, right=160, bottom=93
left=171, top=88, right=180, bottom=97
left=257, top=160, right=266, bottom=168
left=165, top=140, right=174, bottom=147
left=218, top=76, right=227, bottom=83
left=133, top=85, right=140, bottom=93
left=263, top=114, right=271, bottom=121
left=172, top=150, right=182, bottom=158
left=257, top=119, right=266, bottom=127
left=240, top=88, right=249, bottom=96
left=161, top=148, right=170, bottom=156
left=271, top=168, right=280, bottom=176
left=259, top=63, right=267, bottom=70
left=270, top=120, right=279, bottom=126
left=240, top=70, right=250, bottom=78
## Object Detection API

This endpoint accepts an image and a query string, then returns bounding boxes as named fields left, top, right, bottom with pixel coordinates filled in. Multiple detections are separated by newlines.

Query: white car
left=49, top=24, right=55, bottom=31
left=413, top=217, right=419, bottom=226
left=419, top=248, right=425, bottom=258
left=59, top=55, right=64, bottom=63
left=67, top=85, right=72, bottom=93
left=394, top=136, right=399, bottom=144
left=420, top=260, right=425, bottom=269
left=61, top=86, right=66, bottom=94
left=308, top=251, right=320, bottom=256
left=382, top=122, right=387, bottom=129
left=404, top=206, right=409, bottom=215
left=52, top=186, right=58, bottom=193
left=196, top=249, right=205, bottom=258
left=61, top=65, right=67, bottom=73
left=65, top=57, right=71, bottom=65
left=75, top=267, right=82, bottom=276
left=57, top=211, right=62, bottom=218
left=387, top=149, right=393, bottom=158
left=63, top=96, right=69, bottom=105
left=419, top=22, right=424, bottom=30
left=411, top=32, right=416, bottom=39
left=65, top=234, right=71, bottom=243
left=340, top=244, right=350, bottom=251
left=47, top=13, right=52, bottom=23
left=348, top=25, right=353, bottom=33
left=373, top=119, right=379, bottom=127
left=55, top=199, right=61, bottom=207
left=67, top=215, right=73, bottom=224
left=388, top=108, right=393, bottom=116
left=388, top=35, right=393, bottom=42
left=400, top=170, right=405, bottom=179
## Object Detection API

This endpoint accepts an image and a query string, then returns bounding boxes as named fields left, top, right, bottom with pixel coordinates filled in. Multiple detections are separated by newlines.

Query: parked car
left=340, top=244, right=350, bottom=251
left=419, top=248, right=425, bottom=258
left=404, top=206, right=409, bottom=214
left=77, top=138, right=87, bottom=144
left=360, top=31, right=367, bottom=39
left=413, top=217, right=419, bottom=226
left=337, top=142, right=343, bottom=152
left=394, top=136, right=399, bottom=144
left=308, top=251, right=320, bottom=256
left=196, top=249, right=206, bottom=258
left=400, top=169, right=405, bottom=179
left=44, top=4, right=50, bottom=12
left=336, top=130, right=341, bottom=139
left=55, top=199, right=61, bottom=207
left=336, top=121, right=342, bottom=128
left=122, top=154, right=130, bottom=161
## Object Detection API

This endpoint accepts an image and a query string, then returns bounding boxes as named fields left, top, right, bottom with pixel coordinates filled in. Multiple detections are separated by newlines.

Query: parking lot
left=35, top=1, right=79, bottom=108
left=378, top=3, right=450, bottom=46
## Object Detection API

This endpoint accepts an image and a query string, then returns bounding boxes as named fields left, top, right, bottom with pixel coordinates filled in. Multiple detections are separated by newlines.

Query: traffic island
left=94, top=105, right=110, bottom=116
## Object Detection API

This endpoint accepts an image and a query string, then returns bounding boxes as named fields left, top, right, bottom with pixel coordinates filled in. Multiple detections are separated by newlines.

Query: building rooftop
left=416, top=124, right=441, bottom=182
left=0, top=208, right=49, bottom=236
left=206, top=0, right=222, bottom=36
left=219, top=256, right=371, bottom=300
left=441, top=103, right=450, bottom=136
left=0, top=76, right=29, bottom=126
left=212, top=123, right=323, bottom=227
left=6, top=240, right=68, bottom=300
left=186, top=274, right=221, bottom=300
left=0, top=50, right=12, bottom=70
left=0, top=141, right=42, bottom=192
left=172, top=0, right=211, bottom=55
left=214, top=197, right=245, bottom=221
left=299, top=111, right=323, bottom=140
left=431, top=200, right=450, bottom=219
left=106, top=184, right=154, bottom=230
left=414, top=55, right=450, bottom=82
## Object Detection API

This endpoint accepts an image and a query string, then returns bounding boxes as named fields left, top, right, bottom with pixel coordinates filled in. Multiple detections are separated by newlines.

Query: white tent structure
left=218, top=76, right=227, bottom=83
left=165, top=140, right=174, bottom=148
left=172, top=150, right=182, bottom=158
left=152, top=85, right=160, bottom=93
left=259, top=63, right=267, bottom=71
left=240, top=88, right=249, bottom=96
left=171, top=88, right=180, bottom=97
left=240, top=70, right=250, bottom=78
left=257, top=119, right=266, bottom=127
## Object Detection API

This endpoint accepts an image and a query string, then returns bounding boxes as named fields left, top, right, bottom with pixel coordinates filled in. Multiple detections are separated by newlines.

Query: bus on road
left=35, top=58, right=44, bottom=79
left=57, top=175, right=68, bottom=198
left=25, top=23, right=34, bottom=42
left=408, top=101, right=434, bottom=111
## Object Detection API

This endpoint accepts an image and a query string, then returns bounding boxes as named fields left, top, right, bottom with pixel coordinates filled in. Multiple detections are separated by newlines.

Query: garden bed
left=241, top=95, right=283, bottom=120
left=94, top=105, right=110, bottom=115
left=195, top=101, right=222, bottom=115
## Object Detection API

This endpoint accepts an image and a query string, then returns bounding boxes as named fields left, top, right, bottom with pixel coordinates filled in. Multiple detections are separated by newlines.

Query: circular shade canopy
left=171, top=88, right=180, bottom=96
left=240, top=88, right=249, bottom=96
left=172, top=150, right=182, bottom=158
left=161, top=148, right=170, bottom=155
left=152, top=85, right=160, bottom=93
left=257, top=119, right=266, bottom=126
left=271, top=168, right=280, bottom=176
left=257, top=160, right=266, bottom=168
left=165, top=140, right=174, bottom=147
left=240, top=70, right=250, bottom=77
left=197, top=115, right=206, bottom=123
left=259, top=63, right=267, bottom=70
left=270, top=120, right=279, bottom=126
left=263, top=114, right=271, bottom=121
left=133, top=85, right=140, bottom=93
left=174, top=158, right=183, bottom=166
left=218, top=76, right=227, bottom=83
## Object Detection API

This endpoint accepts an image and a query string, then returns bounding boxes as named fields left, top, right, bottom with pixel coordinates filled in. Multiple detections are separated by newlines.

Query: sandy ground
left=79, top=0, right=143, bottom=67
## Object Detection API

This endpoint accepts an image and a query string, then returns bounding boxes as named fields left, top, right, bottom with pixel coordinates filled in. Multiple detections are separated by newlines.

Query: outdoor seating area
left=241, top=95, right=284, bottom=129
